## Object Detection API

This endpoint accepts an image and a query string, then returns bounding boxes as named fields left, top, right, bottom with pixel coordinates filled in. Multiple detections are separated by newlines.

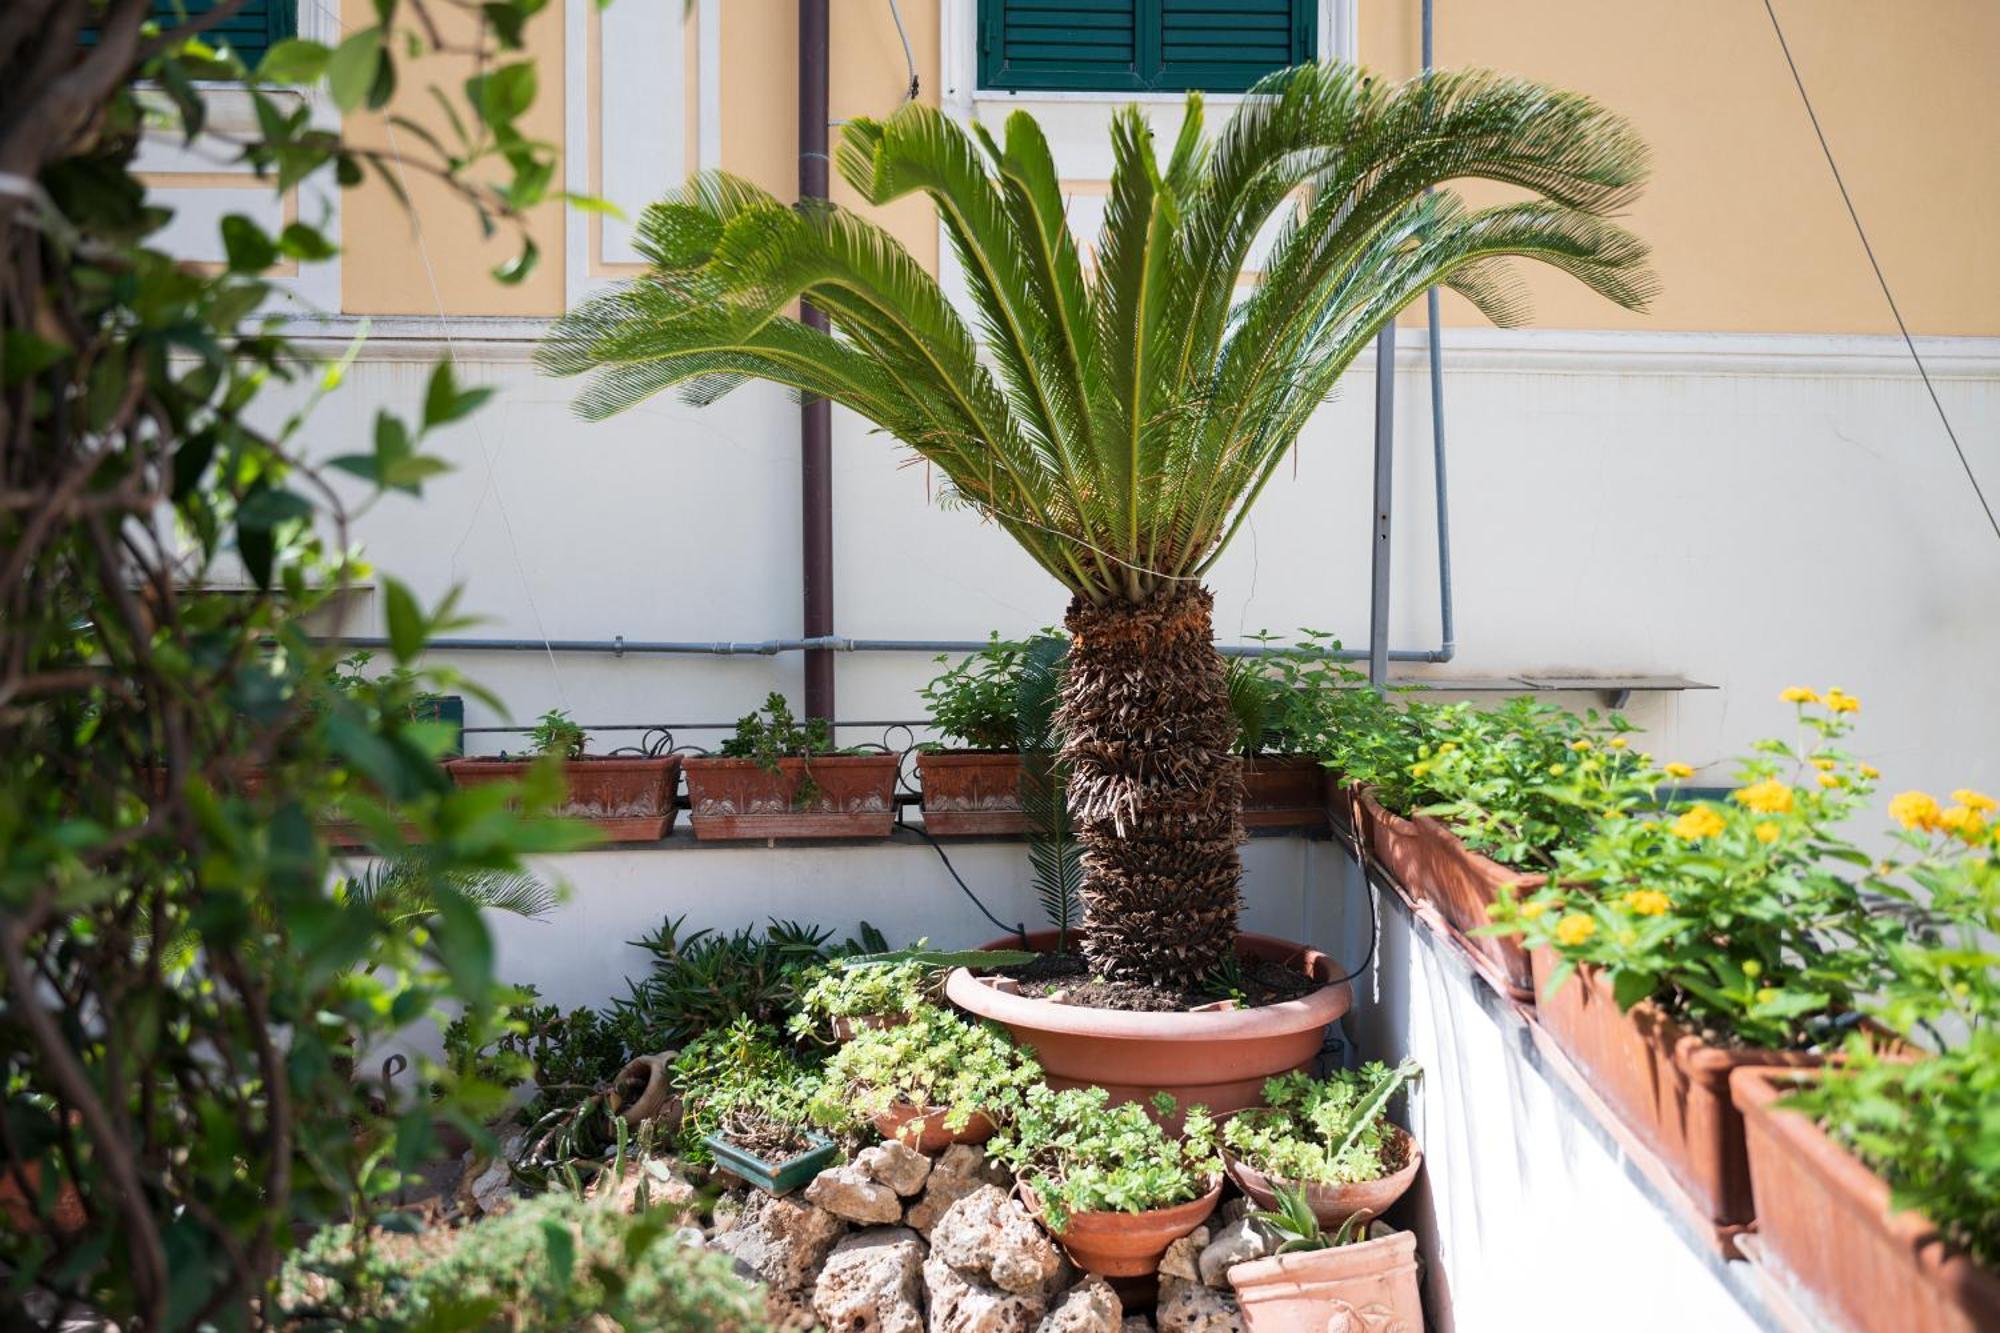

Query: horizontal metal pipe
left=321, top=634, right=1452, bottom=663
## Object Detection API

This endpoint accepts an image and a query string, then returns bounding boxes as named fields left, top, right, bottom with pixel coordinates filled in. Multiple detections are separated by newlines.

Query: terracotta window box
left=1240, top=755, right=1331, bottom=830
left=445, top=754, right=682, bottom=842
left=1410, top=818, right=1544, bottom=1002
left=1529, top=945, right=1843, bottom=1233
left=1323, top=769, right=1361, bottom=844
left=682, top=753, right=900, bottom=841
left=1358, top=789, right=1426, bottom=894
left=1732, top=1068, right=2000, bottom=1333
left=915, top=750, right=1028, bottom=836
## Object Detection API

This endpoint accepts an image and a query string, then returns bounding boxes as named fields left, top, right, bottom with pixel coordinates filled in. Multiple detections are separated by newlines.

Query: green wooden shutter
left=980, top=0, right=1312, bottom=94
left=85, top=1, right=298, bottom=68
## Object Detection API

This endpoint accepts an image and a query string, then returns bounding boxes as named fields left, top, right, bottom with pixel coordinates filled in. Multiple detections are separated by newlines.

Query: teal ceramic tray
left=704, top=1130, right=839, bottom=1194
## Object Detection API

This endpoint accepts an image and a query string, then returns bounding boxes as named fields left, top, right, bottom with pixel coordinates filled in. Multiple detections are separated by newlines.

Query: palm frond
left=340, top=858, right=560, bottom=927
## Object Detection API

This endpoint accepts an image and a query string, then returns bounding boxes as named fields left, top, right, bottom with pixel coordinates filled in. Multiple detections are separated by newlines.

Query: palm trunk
left=1059, top=584, right=1244, bottom=984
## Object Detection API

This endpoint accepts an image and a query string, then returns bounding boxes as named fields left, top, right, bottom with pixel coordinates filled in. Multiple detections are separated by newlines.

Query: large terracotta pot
left=1411, top=817, right=1543, bottom=1001
left=1223, top=1123, right=1424, bottom=1230
left=446, top=754, right=681, bottom=841
left=946, top=932, right=1351, bottom=1121
left=1358, top=791, right=1425, bottom=892
left=872, top=1103, right=996, bottom=1154
left=915, top=750, right=1027, bottom=836
left=1228, top=1227, right=1425, bottom=1333
left=1732, top=1068, right=2000, bottom=1333
left=1530, top=946, right=1838, bottom=1229
left=1023, top=1179, right=1223, bottom=1278
left=682, top=753, right=899, bottom=840
left=1240, top=756, right=1329, bottom=831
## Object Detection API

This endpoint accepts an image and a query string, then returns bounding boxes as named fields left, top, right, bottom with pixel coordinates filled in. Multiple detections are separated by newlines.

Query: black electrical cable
left=905, top=820, right=1030, bottom=947
left=1762, top=0, right=2000, bottom=546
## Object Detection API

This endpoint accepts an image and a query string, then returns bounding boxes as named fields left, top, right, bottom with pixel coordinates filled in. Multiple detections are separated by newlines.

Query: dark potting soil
left=993, top=951, right=1318, bottom=1014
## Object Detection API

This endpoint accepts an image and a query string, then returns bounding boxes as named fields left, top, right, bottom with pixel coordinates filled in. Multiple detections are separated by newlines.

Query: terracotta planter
left=446, top=754, right=680, bottom=842
left=871, top=1103, right=996, bottom=1154
left=1241, top=756, right=1329, bottom=831
left=945, top=932, right=1352, bottom=1122
left=1222, top=1123, right=1424, bottom=1230
left=1228, top=1227, right=1424, bottom=1333
left=1323, top=770, right=1361, bottom=845
left=0, top=1159, right=86, bottom=1234
left=1412, top=817, right=1543, bottom=1001
left=916, top=750, right=1028, bottom=836
left=682, top=753, right=899, bottom=841
left=1530, top=946, right=1839, bottom=1228
left=1358, top=791, right=1425, bottom=893
left=1733, top=1069, right=2000, bottom=1333
left=1023, top=1179, right=1223, bottom=1278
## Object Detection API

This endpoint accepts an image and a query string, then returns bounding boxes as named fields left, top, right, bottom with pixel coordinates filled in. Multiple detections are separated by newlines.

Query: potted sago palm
left=446, top=708, right=680, bottom=842
left=539, top=62, right=1653, bottom=1109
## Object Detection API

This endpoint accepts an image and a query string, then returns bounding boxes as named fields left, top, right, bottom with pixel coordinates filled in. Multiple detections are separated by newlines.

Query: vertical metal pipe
left=799, top=0, right=835, bottom=718
left=1423, top=0, right=1455, bottom=660
left=1367, top=324, right=1396, bottom=687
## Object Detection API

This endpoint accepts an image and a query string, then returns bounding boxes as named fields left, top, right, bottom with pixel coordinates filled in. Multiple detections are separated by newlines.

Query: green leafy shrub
left=719, top=692, right=838, bottom=763
left=611, top=917, right=837, bottom=1051
left=987, top=1087, right=1219, bottom=1232
left=810, top=1003, right=1040, bottom=1133
left=527, top=709, right=588, bottom=759
left=788, top=959, right=932, bottom=1039
left=1222, top=1061, right=1421, bottom=1186
left=671, top=1018, right=821, bottom=1163
left=280, top=1191, right=768, bottom=1330
left=921, top=634, right=1037, bottom=750
left=443, top=984, right=630, bottom=1121
left=1493, top=690, right=1899, bottom=1050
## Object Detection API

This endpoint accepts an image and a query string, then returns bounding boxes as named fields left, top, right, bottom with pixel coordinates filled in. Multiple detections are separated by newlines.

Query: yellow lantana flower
left=1889, top=790, right=1943, bottom=832
left=1519, top=900, right=1551, bottom=921
left=1812, top=757, right=1837, bottom=772
left=1569, top=739, right=1592, bottom=752
left=1608, top=737, right=1629, bottom=750
left=1859, top=764, right=1881, bottom=781
left=1952, top=789, right=1998, bottom=814
left=1755, top=822, right=1780, bottom=844
left=1780, top=686, right=1820, bottom=704
left=1824, top=688, right=1860, bottom=714
left=1734, top=779, right=1795, bottom=815
left=1672, top=806, right=1726, bottom=841
left=1663, top=762, right=1695, bottom=780
left=1818, top=773, right=1844, bottom=790
left=1623, top=889, right=1671, bottom=917
left=1939, top=805, right=1989, bottom=843
left=1554, top=913, right=1597, bottom=947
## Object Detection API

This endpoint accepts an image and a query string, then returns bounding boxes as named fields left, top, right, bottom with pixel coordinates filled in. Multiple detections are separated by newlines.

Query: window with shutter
left=979, top=0, right=1313, bottom=94
left=84, top=1, right=298, bottom=69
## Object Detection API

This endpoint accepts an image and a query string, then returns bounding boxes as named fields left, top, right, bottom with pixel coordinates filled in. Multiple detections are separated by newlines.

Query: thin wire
left=1761, top=0, right=1999, bottom=545
left=905, top=821, right=1030, bottom=946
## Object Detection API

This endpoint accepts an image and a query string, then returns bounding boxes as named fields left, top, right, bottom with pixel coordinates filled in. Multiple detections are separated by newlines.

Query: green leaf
left=219, top=215, right=277, bottom=273
left=466, top=61, right=537, bottom=129
left=327, top=28, right=386, bottom=114
left=2, top=331, right=69, bottom=385
left=429, top=886, right=496, bottom=996
left=492, top=235, right=539, bottom=285
left=258, top=38, right=332, bottom=84
left=384, top=578, right=425, bottom=663
left=422, top=361, right=494, bottom=429
left=278, top=222, right=338, bottom=261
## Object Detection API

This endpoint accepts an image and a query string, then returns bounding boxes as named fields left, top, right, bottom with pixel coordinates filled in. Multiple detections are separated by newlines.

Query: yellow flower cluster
left=1755, top=821, right=1780, bottom=845
left=1890, top=790, right=1942, bottom=831
left=1519, top=900, right=1551, bottom=921
left=1622, top=889, right=1672, bottom=917
left=1733, top=779, right=1795, bottom=816
left=1555, top=913, right=1597, bottom=947
left=1824, top=688, right=1860, bottom=714
left=1780, top=686, right=1819, bottom=704
left=1672, top=805, right=1726, bottom=841
left=1663, top=762, right=1695, bottom=780
left=1889, top=789, right=1996, bottom=844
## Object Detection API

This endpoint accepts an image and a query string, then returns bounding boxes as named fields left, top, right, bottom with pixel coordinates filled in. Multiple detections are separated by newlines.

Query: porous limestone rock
left=712, top=1193, right=846, bottom=1291
left=808, top=1164, right=906, bottom=1226
left=1196, top=1217, right=1279, bottom=1288
left=1036, top=1276, right=1122, bottom=1333
left=1155, top=1276, right=1244, bottom=1333
left=906, top=1144, right=1011, bottom=1236
left=924, top=1252, right=1047, bottom=1333
left=812, top=1227, right=927, bottom=1333
left=1157, top=1226, right=1210, bottom=1283
left=929, top=1186, right=1062, bottom=1294
left=856, top=1140, right=933, bottom=1197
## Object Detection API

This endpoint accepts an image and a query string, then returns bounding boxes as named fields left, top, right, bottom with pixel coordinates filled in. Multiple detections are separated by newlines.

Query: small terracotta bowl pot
left=1221, top=1123, right=1423, bottom=1230
left=873, top=1102, right=996, bottom=1154
left=1022, top=1178, right=1224, bottom=1278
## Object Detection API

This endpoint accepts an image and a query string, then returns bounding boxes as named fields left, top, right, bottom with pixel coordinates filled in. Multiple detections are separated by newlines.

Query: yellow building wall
left=1361, top=0, right=2000, bottom=335
left=338, top=0, right=568, bottom=317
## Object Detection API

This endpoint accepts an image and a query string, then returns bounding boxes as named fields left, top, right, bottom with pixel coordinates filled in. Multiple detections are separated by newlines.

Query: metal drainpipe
left=1424, top=0, right=1456, bottom=663
left=799, top=0, right=836, bottom=720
